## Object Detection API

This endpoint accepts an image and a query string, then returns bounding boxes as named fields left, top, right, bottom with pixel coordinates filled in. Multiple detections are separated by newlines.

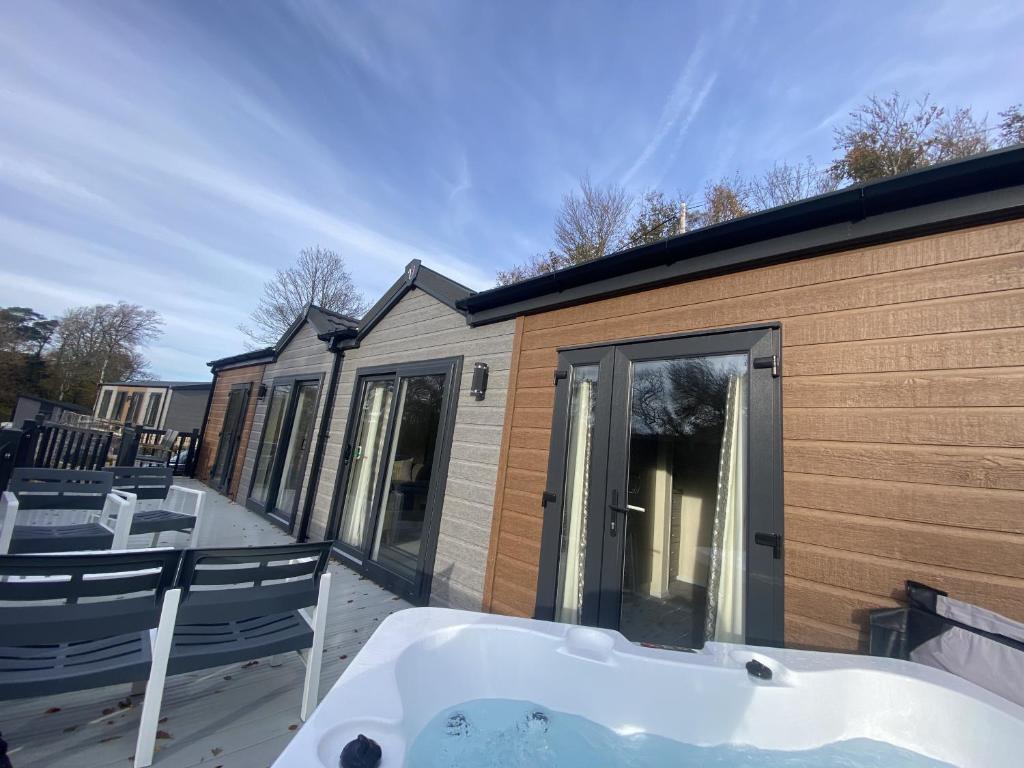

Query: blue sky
left=1, top=1, right=1021, bottom=380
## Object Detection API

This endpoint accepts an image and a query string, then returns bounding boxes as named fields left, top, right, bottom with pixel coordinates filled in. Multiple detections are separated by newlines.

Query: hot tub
left=273, top=607, right=1024, bottom=767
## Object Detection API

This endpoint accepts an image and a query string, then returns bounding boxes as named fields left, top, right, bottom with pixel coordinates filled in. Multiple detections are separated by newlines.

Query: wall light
left=470, top=362, right=489, bottom=401
left=258, top=383, right=268, bottom=400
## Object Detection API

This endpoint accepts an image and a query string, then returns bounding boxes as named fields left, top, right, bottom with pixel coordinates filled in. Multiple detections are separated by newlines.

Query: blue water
left=406, top=699, right=952, bottom=767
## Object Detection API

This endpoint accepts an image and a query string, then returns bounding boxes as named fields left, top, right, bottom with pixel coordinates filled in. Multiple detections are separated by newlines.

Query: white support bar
left=300, top=571, right=332, bottom=721
left=134, top=587, right=181, bottom=768
left=0, top=491, right=19, bottom=555
left=168, top=484, right=206, bottom=546
left=106, top=491, right=137, bottom=550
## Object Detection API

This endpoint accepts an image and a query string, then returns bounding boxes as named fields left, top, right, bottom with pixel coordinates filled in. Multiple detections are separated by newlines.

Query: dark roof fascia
left=327, top=260, right=476, bottom=351
left=275, top=305, right=342, bottom=353
left=165, top=382, right=212, bottom=391
left=460, top=146, right=1024, bottom=324
left=207, top=347, right=276, bottom=371
left=15, top=394, right=89, bottom=413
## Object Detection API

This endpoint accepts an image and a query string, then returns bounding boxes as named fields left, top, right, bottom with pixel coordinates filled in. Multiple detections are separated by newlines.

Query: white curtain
left=340, top=385, right=389, bottom=548
left=555, top=378, right=594, bottom=624
left=705, top=375, right=746, bottom=644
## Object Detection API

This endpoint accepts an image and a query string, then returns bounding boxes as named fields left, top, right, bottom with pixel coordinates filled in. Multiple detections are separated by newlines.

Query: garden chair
left=110, top=466, right=206, bottom=547
left=0, top=549, right=182, bottom=761
left=0, top=468, right=136, bottom=554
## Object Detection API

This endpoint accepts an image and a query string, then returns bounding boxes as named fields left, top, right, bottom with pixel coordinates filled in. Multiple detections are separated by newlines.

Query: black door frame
left=534, top=323, right=784, bottom=647
left=210, top=381, right=251, bottom=493
left=246, top=372, right=324, bottom=533
left=327, top=355, right=463, bottom=605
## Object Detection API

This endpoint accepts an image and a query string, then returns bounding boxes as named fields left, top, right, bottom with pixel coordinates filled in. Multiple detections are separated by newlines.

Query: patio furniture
left=0, top=549, right=183, bottom=768
left=0, top=468, right=136, bottom=555
left=110, top=466, right=206, bottom=547
left=136, top=429, right=179, bottom=467
left=0, top=542, right=334, bottom=768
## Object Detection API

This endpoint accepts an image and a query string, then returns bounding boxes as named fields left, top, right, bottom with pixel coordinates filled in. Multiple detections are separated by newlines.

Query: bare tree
left=240, top=246, right=368, bottom=346
left=829, top=92, right=994, bottom=184
left=553, top=175, right=632, bottom=265
left=749, top=158, right=838, bottom=209
left=48, top=303, right=162, bottom=403
left=495, top=175, right=631, bottom=285
left=999, top=105, right=1024, bottom=147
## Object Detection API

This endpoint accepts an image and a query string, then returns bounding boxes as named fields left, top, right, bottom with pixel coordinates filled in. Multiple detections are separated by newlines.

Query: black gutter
left=208, top=346, right=276, bottom=370
left=296, top=340, right=344, bottom=543
left=459, top=145, right=1024, bottom=322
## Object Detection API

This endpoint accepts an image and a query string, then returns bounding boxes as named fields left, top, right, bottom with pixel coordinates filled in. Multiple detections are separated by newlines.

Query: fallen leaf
left=211, top=747, right=223, bottom=756
left=242, top=660, right=258, bottom=668
left=99, top=735, right=121, bottom=743
left=118, top=698, right=132, bottom=709
left=102, top=708, right=115, bottom=715
left=158, top=717, right=168, bottom=724
left=156, top=730, right=172, bottom=740
left=63, top=725, right=78, bottom=733
left=45, top=707, right=61, bottom=714
left=106, top=720, right=114, bottom=725
left=288, top=724, right=298, bottom=731
left=339, top=654, right=348, bottom=660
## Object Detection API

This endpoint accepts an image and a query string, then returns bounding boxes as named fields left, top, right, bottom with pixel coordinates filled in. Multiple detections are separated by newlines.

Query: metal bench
left=0, top=549, right=182, bottom=767
left=110, top=466, right=206, bottom=547
left=0, top=468, right=136, bottom=554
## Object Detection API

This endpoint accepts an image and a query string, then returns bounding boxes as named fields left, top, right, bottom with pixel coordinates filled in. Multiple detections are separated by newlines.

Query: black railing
left=119, top=426, right=199, bottom=476
left=0, top=419, right=199, bottom=491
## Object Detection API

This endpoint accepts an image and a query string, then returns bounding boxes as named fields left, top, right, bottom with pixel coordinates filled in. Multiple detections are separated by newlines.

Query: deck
left=0, top=479, right=413, bottom=768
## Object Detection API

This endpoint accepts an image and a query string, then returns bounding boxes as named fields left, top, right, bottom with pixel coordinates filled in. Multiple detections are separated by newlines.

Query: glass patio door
left=211, top=383, right=250, bottom=492
left=247, top=378, right=321, bottom=531
left=536, top=328, right=783, bottom=648
left=271, top=380, right=320, bottom=526
left=333, top=359, right=459, bottom=604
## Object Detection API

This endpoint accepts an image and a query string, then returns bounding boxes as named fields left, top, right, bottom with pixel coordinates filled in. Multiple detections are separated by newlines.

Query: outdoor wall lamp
left=258, top=383, right=268, bottom=400
left=470, top=362, right=489, bottom=401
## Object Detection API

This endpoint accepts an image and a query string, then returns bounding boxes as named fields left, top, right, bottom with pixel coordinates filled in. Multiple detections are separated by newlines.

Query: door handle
left=607, top=490, right=644, bottom=537
left=754, top=532, right=783, bottom=560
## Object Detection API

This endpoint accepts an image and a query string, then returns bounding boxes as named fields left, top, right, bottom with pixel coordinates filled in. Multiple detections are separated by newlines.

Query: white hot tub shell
left=273, top=607, right=1024, bottom=767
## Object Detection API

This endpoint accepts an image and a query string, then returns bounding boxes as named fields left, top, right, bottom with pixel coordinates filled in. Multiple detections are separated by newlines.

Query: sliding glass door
left=247, top=376, right=321, bottom=531
left=332, top=358, right=460, bottom=604
left=536, top=328, right=783, bottom=648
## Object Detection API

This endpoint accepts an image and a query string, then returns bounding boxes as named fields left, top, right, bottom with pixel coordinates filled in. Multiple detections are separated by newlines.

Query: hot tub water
left=407, top=698, right=953, bottom=768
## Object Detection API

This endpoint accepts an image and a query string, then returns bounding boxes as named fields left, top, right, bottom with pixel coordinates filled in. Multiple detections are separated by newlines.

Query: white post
left=134, top=587, right=180, bottom=768
left=678, top=201, right=688, bottom=233
left=300, top=572, right=332, bottom=720
left=108, top=492, right=136, bottom=550
left=0, top=492, right=19, bottom=555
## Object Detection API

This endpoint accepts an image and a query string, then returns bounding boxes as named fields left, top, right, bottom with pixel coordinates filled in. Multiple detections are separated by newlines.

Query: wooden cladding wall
left=482, top=219, right=1024, bottom=652
left=195, top=363, right=265, bottom=501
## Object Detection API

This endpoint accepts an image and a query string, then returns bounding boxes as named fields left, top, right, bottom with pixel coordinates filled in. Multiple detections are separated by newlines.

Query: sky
left=1, top=1, right=1021, bottom=380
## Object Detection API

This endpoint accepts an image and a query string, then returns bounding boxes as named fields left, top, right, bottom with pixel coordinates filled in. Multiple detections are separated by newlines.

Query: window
left=96, top=389, right=112, bottom=419
left=143, top=393, right=163, bottom=426
left=332, top=357, right=461, bottom=604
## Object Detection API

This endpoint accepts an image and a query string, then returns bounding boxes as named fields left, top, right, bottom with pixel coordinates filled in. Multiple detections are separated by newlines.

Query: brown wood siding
left=482, top=219, right=1024, bottom=652
left=195, top=363, right=265, bottom=501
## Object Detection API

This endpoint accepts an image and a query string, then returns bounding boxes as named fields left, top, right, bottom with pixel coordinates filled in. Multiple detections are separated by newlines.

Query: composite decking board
left=0, top=479, right=411, bottom=768
left=483, top=219, right=1024, bottom=649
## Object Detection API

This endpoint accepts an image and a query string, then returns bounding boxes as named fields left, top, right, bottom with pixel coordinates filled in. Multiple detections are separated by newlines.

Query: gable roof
left=275, top=303, right=359, bottom=351
left=460, top=145, right=1024, bottom=324
left=325, top=260, right=475, bottom=349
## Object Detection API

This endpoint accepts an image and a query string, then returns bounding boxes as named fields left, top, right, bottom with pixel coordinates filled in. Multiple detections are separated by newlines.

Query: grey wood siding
left=236, top=321, right=334, bottom=517
left=310, top=288, right=515, bottom=610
